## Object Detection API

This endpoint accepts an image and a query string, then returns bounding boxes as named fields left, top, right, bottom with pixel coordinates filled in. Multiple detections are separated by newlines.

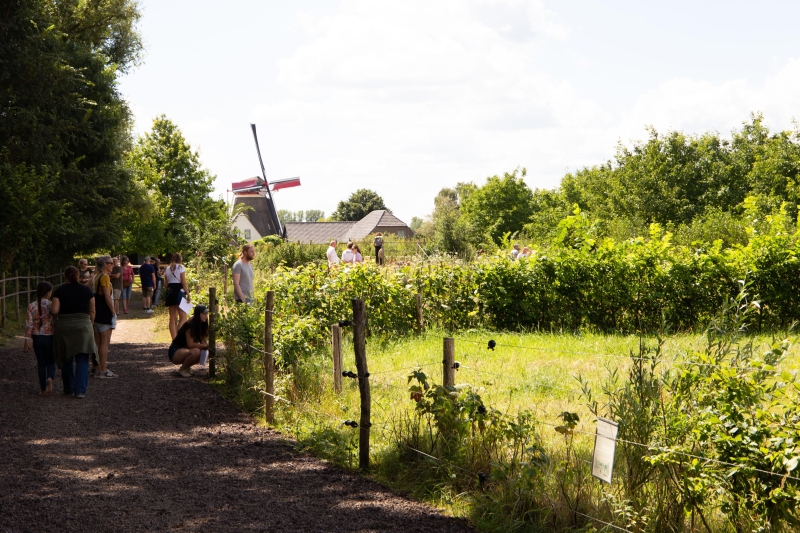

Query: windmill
left=230, top=124, right=301, bottom=239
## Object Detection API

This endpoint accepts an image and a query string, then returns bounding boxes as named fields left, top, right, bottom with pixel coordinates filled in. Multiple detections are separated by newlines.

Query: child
left=23, top=281, right=56, bottom=395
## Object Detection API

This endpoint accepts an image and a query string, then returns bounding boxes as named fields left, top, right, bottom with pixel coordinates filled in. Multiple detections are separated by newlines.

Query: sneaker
left=75, top=393, right=85, bottom=399
left=178, top=368, right=191, bottom=378
left=97, top=370, right=118, bottom=379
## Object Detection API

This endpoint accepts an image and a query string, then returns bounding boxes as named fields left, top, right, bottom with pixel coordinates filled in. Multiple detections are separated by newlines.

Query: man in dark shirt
left=139, top=258, right=156, bottom=314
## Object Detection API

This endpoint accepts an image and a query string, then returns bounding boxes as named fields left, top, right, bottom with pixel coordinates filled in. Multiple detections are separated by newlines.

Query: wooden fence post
left=443, top=337, right=455, bottom=388
left=15, top=271, right=20, bottom=321
left=264, top=290, right=275, bottom=423
left=1, top=272, right=5, bottom=329
left=415, top=293, right=423, bottom=334
left=332, top=324, right=343, bottom=394
left=208, top=287, right=217, bottom=378
left=222, top=264, right=228, bottom=303
left=352, top=298, right=370, bottom=471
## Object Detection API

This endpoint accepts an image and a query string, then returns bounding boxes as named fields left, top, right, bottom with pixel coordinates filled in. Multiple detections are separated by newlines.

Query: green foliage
left=124, top=115, right=231, bottom=258
left=460, top=168, right=534, bottom=245
left=330, top=188, right=389, bottom=221
left=0, top=0, right=143, bottom=272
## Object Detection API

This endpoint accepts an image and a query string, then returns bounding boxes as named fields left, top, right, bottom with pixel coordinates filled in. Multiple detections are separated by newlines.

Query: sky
left=118, top=0, right=800, bottom=224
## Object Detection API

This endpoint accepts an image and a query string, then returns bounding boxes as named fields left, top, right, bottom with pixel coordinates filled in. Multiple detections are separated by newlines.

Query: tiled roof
left=284, top=222, right=355, bottom=244
left=278, top=210, right=413, bottom=244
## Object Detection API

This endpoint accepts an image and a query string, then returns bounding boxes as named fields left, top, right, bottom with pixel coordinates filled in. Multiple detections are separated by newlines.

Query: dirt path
left=0, top=293, right=474, bottom=532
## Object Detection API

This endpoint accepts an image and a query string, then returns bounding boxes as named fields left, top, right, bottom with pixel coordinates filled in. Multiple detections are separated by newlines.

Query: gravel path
left=0, top=336, right=474, bottom=532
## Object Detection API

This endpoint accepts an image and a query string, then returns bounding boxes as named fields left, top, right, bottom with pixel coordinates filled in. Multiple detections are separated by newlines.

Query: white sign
left=592, top=417, right=619, bottom=484
left=178, top=295, right=193, bottom=315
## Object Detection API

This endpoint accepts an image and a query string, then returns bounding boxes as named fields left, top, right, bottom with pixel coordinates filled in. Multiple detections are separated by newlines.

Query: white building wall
left=232, top=214, right=262, bottom=242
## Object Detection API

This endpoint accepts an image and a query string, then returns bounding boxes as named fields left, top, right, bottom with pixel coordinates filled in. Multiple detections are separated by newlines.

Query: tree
left=125, top=116, right=227, bottom=256
left=0, top=0, right=143, bottom=272
left=304, top=209, right=325, bottom=222
left=410, top=216, right=424, bottom=232
left=330, top=189, right=389, bottom=221
left=460, top=168, right=534, bottom=245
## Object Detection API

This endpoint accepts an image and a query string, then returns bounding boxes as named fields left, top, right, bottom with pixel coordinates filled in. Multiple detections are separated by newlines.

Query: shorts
left=121, top=286, right=132, bottom=300
left=168, top=344, right=180, bottom=362
left=94, top=322, right=113, bottom=333
left=142, top=287, right=154, bottom=297
left=112, top=288, right=121, bottom=300
left=166, top=283, right=184, bottom=307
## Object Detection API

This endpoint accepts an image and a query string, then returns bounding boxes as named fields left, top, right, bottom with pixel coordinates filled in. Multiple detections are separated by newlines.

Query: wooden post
left=415, top=293, right=423, bottom=334
left=222, top=264, right=228, bottom=302
left=208, top=287, right=217, bottom=378
left=332, top=324, right=343, bottom=394
left=443, top=337, right=455, bottom=388
left=352, top=298, right=370, bottom=471
left=15, top=271, right=19, bottom=321
left=1, top=272, right=5, bottom=328
left=264, top=290, right=275, bottom=423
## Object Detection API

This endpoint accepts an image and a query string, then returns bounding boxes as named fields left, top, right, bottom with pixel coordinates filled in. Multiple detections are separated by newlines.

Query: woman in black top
left=52, top=266, right=96, bottom=398
left=91, top=255, right=117, bottom=378
left=168, top=305, right=209, bottom=378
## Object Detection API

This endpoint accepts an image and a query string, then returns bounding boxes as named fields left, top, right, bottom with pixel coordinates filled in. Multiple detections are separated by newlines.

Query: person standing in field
left=373, top=233, right=384, bottom=265
left=78, top=258, right=92, bottom=287
left=326, top=240, right=339, bottom=268
left=23, top=281, right=56, bottom=395
left=341, top=242, right=354, bottom=264
left=139, top=256, right=156, bottom=314
left=91, top=255, right=117, bottom=378
left=232, top=243, right=255, bottom=304
left=352, top=245, right=363, bottom=264
left=510, top=244, right=520, bottom=260
left=165, top=252, right=191, bottom=340
left=52, top=266, right=96, bottom=399
left=120, top=256, right=134, bottom=314
left=152, top=257, right=164, bottom=307
left=110, top=257, right=122, bottom=315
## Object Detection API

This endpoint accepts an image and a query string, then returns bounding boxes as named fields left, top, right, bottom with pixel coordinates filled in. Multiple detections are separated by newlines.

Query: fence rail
left=0, top=271, right=64, bottom=328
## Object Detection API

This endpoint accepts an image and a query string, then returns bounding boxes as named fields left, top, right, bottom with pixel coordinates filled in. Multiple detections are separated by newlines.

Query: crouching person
left=168, top=305, right=209, bottom=377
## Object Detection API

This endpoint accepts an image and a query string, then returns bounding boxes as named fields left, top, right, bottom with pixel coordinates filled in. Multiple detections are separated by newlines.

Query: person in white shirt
left=326, top=240, right=340, bottom=268
left=341, top=242, right=355, bottom=263
left=510, top=243, right=520, bottom=260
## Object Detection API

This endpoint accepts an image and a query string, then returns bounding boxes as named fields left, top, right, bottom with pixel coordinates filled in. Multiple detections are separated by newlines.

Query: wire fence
left=215, top=292, right=800, bottom=532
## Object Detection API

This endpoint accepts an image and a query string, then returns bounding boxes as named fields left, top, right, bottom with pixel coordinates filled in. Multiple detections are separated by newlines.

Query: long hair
left=64, top=266, right=80, bottom=284
left=170, top=252, right=182, bottom=275
left=189, top=306, right=209, bottom=342
left=93, top=255, right=111, bottom=292
left=36, top=281, right=53, bottom=329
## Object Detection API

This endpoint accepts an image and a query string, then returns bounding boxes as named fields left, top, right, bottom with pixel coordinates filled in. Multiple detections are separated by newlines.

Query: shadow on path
left=0, top=342, right=474, bottom=532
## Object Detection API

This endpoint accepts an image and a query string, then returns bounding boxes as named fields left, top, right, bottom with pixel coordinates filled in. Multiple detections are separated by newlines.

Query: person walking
left=139, top=256, right=156, bottom=314
left=51, top=266, right=96, bottom=399
left=91, top=255, right=117, bottom=378
left=373, top=233, right=384, bottom=265
left=78, top=258, right=92, bottom=287
left=110, top=257, right=122, bottom=315
left=326, top=240, right=339, bottom=268
left=232, top=244, right=255, bottom=304
left=167, top=305, right=210, bottom=377
left=120, top=256, right=134, bottom=314
left=152, top=257, right=164, bottom=307
left=165, top=252, right=191, bottom=340
left=23, top=281, right=56, bottom=395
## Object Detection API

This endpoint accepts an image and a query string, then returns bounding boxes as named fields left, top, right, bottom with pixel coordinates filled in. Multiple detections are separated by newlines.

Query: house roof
left=234, top=195, right=278, bottom=238
left=284, top=222, right=355, bottom=244
left=280, top=210, right=413, bottom=244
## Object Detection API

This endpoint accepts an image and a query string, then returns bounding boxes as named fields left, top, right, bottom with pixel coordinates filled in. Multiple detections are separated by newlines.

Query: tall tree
left=304, top=209, right=325, bottom=222
left=330, top=189, right=389, bottom=221
left=124, top=116, right=227, bottom=256
left=0, top=0, right=143, bottom=272
left=460, top=168, right=534, bottom=244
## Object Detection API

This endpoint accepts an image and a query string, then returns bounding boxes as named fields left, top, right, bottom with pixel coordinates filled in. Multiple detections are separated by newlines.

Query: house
left=284, top=210, right=414, bottom=244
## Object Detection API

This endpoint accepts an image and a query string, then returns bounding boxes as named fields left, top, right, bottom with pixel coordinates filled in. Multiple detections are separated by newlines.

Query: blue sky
left=119, top=0, right=800, bottom=224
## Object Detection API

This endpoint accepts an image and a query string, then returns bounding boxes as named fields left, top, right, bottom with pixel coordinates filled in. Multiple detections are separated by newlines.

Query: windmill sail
left=250, top=124, right=285, bottom=238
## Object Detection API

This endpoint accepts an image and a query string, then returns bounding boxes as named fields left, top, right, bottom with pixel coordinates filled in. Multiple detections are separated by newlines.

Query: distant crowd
left=326, top=233, right=385, bottom=267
